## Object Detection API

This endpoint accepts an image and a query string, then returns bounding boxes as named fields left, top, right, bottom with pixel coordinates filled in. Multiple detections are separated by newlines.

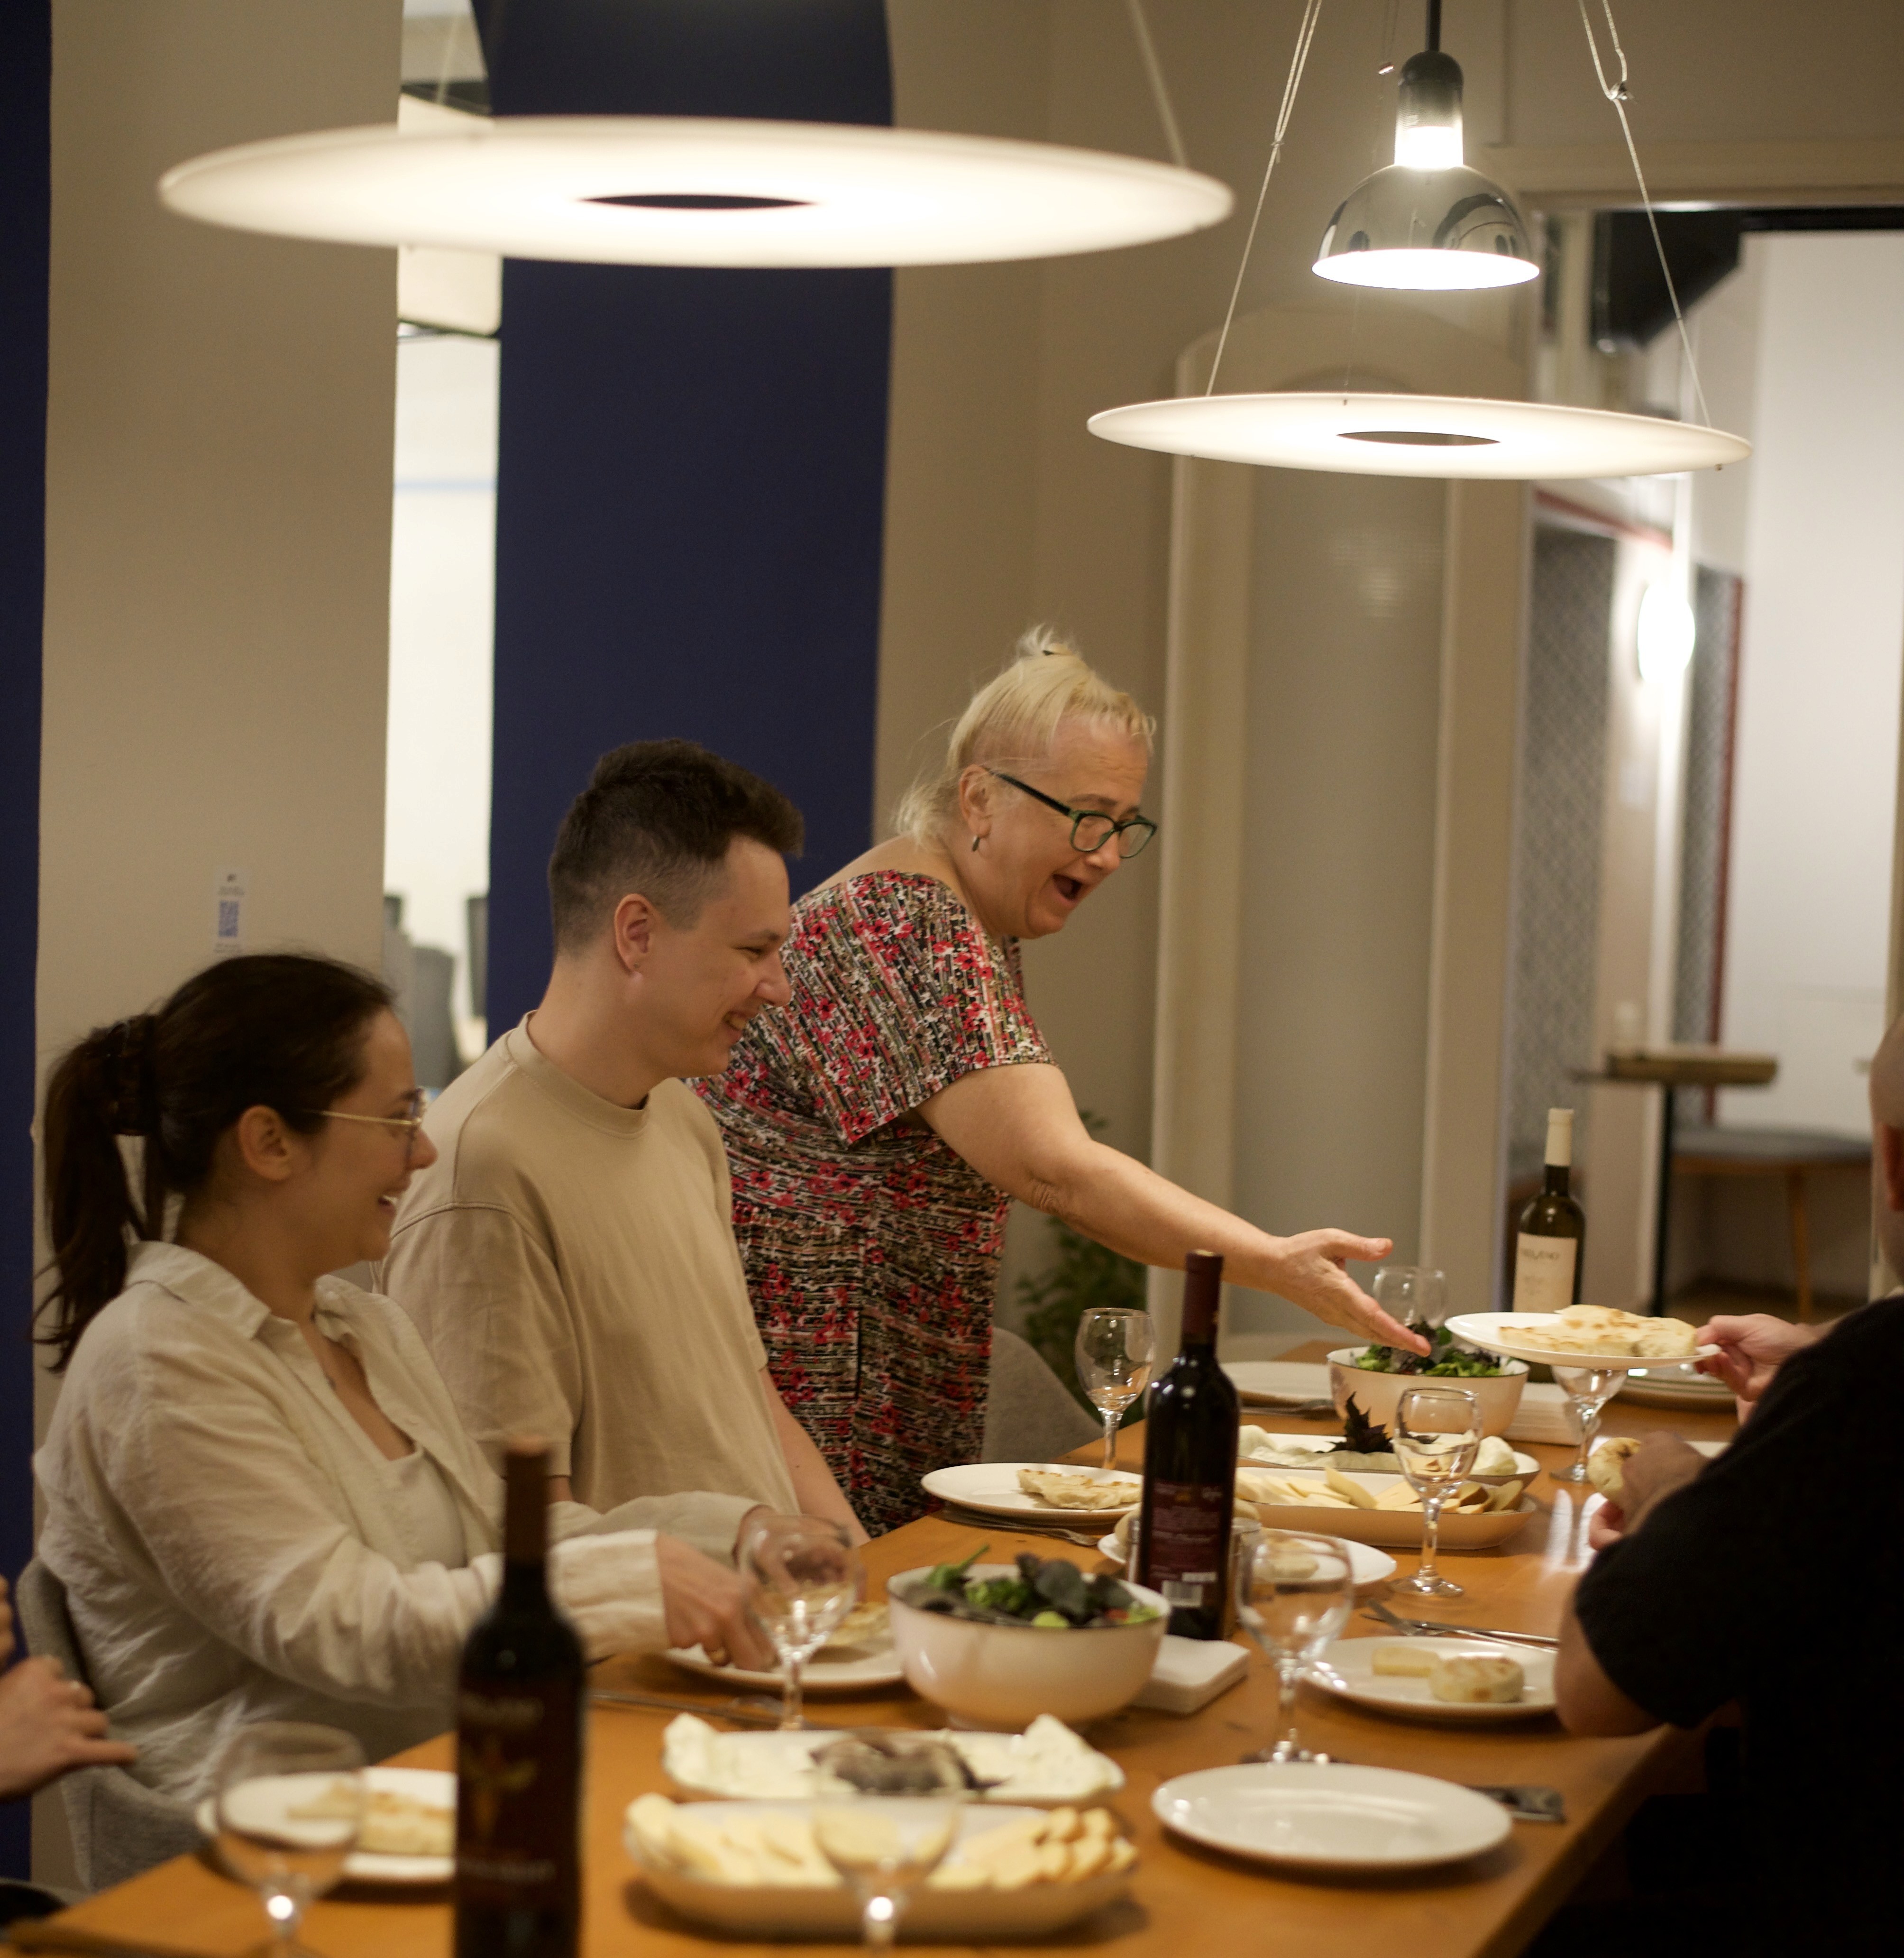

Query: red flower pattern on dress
left=696, top=872, right=1051, bottom=1534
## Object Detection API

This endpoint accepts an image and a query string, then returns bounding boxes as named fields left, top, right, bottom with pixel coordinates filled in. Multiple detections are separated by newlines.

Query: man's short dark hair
left=548, top=740, right=804, bottom=951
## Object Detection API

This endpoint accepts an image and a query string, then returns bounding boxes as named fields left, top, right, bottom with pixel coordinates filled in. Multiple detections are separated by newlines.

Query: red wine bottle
left=1512, top=1107, right=1586, bottom=1312
left=1135, top=1251, right=1239, bottom=1639
left=455, top=1441, right=583, bottom=1958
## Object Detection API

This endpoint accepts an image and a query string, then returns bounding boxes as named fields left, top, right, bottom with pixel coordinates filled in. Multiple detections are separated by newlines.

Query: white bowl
left=887, top=1564, right=1168, bottom=1730
left=1327, top=1351, right=1528, bottom=1438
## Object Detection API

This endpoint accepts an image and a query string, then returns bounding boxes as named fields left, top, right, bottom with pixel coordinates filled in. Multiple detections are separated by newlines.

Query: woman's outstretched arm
left=920, top=1061, right=1427, bottom=1353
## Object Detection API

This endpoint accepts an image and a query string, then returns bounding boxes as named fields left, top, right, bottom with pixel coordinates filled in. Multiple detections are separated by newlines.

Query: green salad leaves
left=912, top=1547, right=1160, bottom=1629
left=1355, top=1321, right=1503, bottom=1377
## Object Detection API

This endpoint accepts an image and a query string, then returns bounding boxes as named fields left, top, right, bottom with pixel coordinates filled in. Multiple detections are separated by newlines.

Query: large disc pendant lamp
left=158, top=117, right=1231, bottom=269
left=1087, top=0, right=1751, bottom=481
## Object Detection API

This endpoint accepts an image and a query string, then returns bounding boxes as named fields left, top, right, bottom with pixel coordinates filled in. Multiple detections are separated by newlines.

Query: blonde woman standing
left=698, top=632, right=1422, bottom=1532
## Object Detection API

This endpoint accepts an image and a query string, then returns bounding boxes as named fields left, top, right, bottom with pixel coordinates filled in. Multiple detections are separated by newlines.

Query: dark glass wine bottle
left=455, top=1441, right=584, bottom=1958
left=1135, top=1250, right=1239, bottom=1640
left=1512, top=1107, right=1586, bottom=1312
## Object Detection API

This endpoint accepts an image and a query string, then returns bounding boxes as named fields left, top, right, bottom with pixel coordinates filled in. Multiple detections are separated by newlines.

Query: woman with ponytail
left=700, top=629, right=1424, bottom=1533
left=35, top=954, right=771, bottom=1808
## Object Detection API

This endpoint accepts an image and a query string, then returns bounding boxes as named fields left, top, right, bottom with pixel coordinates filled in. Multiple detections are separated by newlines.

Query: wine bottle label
left=456, top=1685, right=581, bottom=1906
left=1143, top=1480, right=1230, bottom=1608
left=1512, top=1233, right=1577, bottom=1315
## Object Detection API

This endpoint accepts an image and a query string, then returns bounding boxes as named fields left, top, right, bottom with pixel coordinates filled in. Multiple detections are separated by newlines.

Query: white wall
left=385, top=330, right=497, bottom=1038
left=1717, top=232, right=1904, bottom=1137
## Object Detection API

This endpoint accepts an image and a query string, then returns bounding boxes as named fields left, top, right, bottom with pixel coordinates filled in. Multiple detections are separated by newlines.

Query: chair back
left=982, top=1326, right=1102, bottom=1462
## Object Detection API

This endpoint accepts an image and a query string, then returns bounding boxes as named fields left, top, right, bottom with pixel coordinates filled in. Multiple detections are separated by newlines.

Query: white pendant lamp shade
left=1313, top=52, right=1537, bottom=291
left=157, top=116, right=1235, bottom=269
left=1087, top=393, right=1752, bottom=480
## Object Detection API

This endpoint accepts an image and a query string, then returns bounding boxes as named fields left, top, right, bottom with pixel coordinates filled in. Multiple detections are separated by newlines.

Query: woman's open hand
left=1263, top=1230, right=1428, bottom=1355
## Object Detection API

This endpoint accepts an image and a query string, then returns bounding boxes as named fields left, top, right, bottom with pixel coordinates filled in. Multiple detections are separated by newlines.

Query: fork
left=938, top=1504, right=1107, bottom=1546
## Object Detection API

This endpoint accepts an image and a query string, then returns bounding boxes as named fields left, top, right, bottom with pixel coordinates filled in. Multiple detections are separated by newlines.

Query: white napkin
left=1133, top=1635, right=1251, bottom=1715
left=1503, top=1383, right=1583, bottom=1445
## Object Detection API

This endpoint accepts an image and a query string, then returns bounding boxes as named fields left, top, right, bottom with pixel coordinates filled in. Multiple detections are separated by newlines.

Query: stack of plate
left=1616, top=1362, right=1736, bottom=1411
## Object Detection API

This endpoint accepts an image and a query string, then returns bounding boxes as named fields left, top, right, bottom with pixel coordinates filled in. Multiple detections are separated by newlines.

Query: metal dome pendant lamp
left=1088, top=0, right=1751, bottom=481
left=1313, top=2, right=1538, bottom=292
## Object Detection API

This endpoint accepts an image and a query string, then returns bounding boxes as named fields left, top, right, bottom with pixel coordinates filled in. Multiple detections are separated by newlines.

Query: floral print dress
left=696, top=872, right=1051, bottom=1534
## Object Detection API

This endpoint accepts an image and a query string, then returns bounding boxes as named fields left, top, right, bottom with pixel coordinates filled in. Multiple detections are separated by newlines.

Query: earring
left=969, top=833, right=982, bottom=853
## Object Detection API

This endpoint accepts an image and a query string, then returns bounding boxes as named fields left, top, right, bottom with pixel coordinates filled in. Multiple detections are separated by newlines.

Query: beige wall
left=35, top=0, right=398, bottom=1879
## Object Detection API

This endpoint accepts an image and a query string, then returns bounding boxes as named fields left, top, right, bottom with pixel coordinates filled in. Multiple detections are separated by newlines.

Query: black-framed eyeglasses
left=988, top=770, right=1158, bottom=859
left=298, top=1088, right=430, bottom=1160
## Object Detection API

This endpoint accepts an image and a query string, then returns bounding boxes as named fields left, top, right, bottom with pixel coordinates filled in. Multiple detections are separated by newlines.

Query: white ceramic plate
left=1617, top=1362, right=1736, bottom=1410
left=1095, top=1533, right=1397, bottom=1590
left=662, top=1720, right=1126, bottom=1806
left=1153, top=1762, right=1510, bottom=1872
left=196, top=1765, right=454, bottom=1886
left=663, top=1635, right=904, bottom=1693
left=1446, top=1312, right=1719, bottom=1374
left=1238, top=1432, right=1539, bottom=1486
left=626, top=1802, right=1131, bottom=1938
left=921, top=1462, right=1140, bottom=1527
left=1311, top=1637, right=1556, bottom=1724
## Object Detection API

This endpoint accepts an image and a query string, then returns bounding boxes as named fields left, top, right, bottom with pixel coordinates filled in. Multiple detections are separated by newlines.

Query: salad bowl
left=1328, top=1339, right=1528, bottom=1438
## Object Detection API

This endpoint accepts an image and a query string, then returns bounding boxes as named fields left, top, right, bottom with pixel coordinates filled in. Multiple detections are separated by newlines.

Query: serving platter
left=625, top=1801, right=1132, bottom=1938
left=1238, top=1430, right=1540, bottom=1487
left=196, top=1765, right=453, bottom=1887
left=1446, top=1312, right=1719, bottom=1374
left=660, top=1716, right=1126, bottom=1806
left=921, top=1462, right=1138, bottom=1527
left=1310, top=1636, right=1556, bottom=1725
left=1243, top=1472, right=1539, bottom=1551
left=1153, top=1762, right=1510, bottom=1872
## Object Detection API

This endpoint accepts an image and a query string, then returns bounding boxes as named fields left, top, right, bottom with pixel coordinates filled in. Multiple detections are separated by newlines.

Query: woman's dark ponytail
left=38, top=956, right=392, bottom=1370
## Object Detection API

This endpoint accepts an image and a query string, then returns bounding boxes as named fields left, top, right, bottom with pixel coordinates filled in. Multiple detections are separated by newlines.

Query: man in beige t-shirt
left=381, top=740, right=863, bottom=1538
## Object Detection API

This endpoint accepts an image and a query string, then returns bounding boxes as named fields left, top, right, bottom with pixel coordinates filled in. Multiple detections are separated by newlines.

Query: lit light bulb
left=1636, top=584, right=1696, bottom=683
left=1393, top=51, right=1464, bottom=170
left=1394, top=122, right=1462, bottom=171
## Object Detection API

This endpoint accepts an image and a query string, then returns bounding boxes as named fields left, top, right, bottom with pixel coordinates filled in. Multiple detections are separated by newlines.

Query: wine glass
left=1373, top=1266, right=1448, bottom=1332
left=814, top=1796, right=963, bottom=1949
left=1073, top=1307, right=1157, bottom=1470
left=1392, top=1385, right=1482, bottom=1599
left=1237, top=1532, right=1354, bottom=1764
left=741, top=1514, right=864, bottom=1730
left=1552, top=1364, right=1625, bottom=1485
left=213, top=1722, right=364, bottom=1955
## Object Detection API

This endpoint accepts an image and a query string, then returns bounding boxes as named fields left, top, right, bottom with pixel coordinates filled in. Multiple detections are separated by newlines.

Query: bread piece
left=1586, top=1434, right=1643, bottom=1501
left=1429, top=1654, right=1525, bottom=1704
left=1633, top=1318, right=1698, bottom=1359
left=1372, top=1643, right=1438, bottom=1677
left=1472, top=1436, right=1519, bottom=1477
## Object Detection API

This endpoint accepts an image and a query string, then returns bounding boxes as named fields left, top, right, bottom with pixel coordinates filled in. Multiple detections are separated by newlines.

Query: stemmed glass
left=1074, top=1307, right=1157, bottom=1470
left=1552, top=1364, right=1625, bottom=1485
left=1237, top=1531, right=1355, bottom=1765
left=813, top=1796, right=963, bottom=1950
left=1392, top=1385, right=1482, bottom=1599
left=214, top=1722, right=364, bottom=1956
left=741, top=1514, right=864, bottom=1730
left=1372, top=1266, right=1448, bottom=1331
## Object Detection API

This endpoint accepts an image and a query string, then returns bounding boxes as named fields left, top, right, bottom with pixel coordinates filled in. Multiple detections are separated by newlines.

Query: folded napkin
left=1504, top=1383, right=1583, bottom=1446
left=1133, top=1634, right=1251, bottom=1715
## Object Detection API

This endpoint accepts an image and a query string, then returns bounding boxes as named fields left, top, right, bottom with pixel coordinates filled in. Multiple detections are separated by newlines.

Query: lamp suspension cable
left=1577, top=0, right=1712, bottom=428
left=1424, top=0, right=1440, bottom=55
left=1124, top=0, right=1189, bottom=171
left=1205, top=0, right=1325, bottom=395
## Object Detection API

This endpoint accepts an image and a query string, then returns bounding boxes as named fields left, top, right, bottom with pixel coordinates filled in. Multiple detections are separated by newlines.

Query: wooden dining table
left=15, top=1344, right=1738, bottom=1958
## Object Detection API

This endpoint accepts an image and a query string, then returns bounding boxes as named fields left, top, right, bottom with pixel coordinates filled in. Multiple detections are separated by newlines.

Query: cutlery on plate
left=1468, top=1784, right=1567, bottom=1823
left=938, top=1505, right=1106, bottom=1545
left=1361, top=1599, right=1559, bottom=1648
left=590, top=1688, right=839, bottom=1730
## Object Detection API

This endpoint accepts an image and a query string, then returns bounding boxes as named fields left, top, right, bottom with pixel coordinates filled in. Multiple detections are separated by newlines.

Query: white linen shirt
left=34, top=1242, right=755, bottom=1801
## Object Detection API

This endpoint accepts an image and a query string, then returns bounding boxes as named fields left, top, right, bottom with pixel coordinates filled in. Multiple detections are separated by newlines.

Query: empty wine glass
left=1074, top=1307, right=1157, bottom=1470
left=741, top=1514, right=864, bottom=1730
left=1552, top=1364, right=1625, bottom=1485
left=214, top=1722, right=364, bottom=1955
left=1392, top=1385, right=1482, bottom=1599
left=814, top=1796, right=963, bottom=1949
left=1237, top=1531, right=1355, bottom=1764
left=1373, top=1266, right=1448, bottom=1331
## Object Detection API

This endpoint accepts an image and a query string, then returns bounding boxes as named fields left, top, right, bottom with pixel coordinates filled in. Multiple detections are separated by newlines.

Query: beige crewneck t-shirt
left=380, top=1020, right=797, bottom=1516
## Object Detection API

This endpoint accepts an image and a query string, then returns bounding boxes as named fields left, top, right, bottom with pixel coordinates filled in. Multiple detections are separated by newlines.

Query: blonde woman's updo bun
left=894, top=627, right=1155, bottom=845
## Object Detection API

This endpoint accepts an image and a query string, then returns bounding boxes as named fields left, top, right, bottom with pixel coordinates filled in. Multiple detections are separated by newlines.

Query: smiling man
left=380, top=740, right=863, bottom=1541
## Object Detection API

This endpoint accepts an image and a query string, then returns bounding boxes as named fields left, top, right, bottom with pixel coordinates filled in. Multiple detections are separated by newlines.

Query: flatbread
left=1541, top=1306, right=1697, bottom=1360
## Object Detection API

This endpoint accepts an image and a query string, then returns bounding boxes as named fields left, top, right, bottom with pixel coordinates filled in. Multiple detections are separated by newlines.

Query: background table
left=17, top=1373, right=1737, bottom=1958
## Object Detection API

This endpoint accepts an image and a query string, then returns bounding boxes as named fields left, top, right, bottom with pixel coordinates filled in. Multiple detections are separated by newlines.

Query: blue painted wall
left=0, top=0, right=48, bottom=1882
left=477, top=0, right=893, bottom=1032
